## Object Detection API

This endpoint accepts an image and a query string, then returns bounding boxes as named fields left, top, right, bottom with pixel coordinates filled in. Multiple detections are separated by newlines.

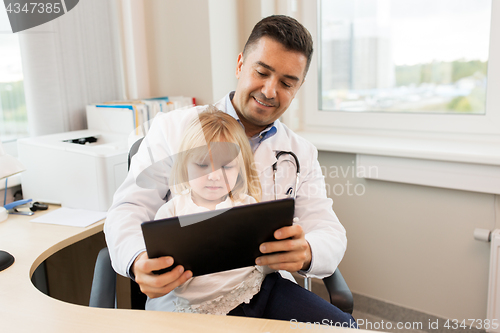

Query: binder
left=86, top=96, right=195, bottom=137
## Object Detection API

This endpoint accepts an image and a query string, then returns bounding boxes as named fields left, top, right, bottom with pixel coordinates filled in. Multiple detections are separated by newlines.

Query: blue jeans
left=227, top=272, right=358, bottom=329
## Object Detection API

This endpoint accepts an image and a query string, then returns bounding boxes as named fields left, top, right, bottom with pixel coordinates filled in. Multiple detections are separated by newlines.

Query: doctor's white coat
left=104, top=94, right=347, bottom=280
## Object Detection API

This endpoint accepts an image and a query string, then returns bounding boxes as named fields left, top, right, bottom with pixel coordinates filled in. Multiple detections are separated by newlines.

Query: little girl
left=146, top=106, right=268, bottom=315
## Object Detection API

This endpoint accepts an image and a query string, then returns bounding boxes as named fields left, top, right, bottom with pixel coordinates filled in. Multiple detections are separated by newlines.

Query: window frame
left=296, top=0, right=500, bottom=194
left=300, top=0, right=500, bottom=137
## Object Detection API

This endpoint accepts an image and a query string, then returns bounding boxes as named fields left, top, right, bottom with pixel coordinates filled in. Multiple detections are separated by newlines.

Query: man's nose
left=261, top=77, right=278, bottom=100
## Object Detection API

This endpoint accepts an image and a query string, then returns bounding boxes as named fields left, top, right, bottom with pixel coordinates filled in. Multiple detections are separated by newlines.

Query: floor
left=292, top=274, right=486, bottom=333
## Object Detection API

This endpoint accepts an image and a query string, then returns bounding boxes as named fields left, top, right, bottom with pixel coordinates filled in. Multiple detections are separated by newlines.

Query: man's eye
left=282, top=81, right=292, bottom=88
left=257, top=70, right=267, bottom=76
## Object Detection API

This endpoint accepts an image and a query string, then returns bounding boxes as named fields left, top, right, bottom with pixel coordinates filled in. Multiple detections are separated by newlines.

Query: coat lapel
left=253, top=120, right=294, bottom=174
left=253, top=139, right=276, bottom=176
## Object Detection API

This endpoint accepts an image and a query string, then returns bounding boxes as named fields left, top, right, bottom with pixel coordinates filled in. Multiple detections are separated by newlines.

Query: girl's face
left=187, top=153, right=240, bottom=209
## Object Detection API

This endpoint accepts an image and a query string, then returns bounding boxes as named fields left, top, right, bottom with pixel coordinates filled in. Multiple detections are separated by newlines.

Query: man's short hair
left=243, top=15, right=314, bottom=76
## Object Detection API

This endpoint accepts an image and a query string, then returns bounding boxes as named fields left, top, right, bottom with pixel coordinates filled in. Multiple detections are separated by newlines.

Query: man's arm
left=104, top=110, right=197, bottom=276
left=256, top=220, right=311, bottom=272
left=256, top=144, right=347, bottom=278
left=131, top=252, right=192, bottom=298
left=105, top=153, right=193, bottom=299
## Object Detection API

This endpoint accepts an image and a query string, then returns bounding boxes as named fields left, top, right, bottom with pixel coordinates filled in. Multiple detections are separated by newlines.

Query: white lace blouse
left=146, top=192, right=267, bottom=315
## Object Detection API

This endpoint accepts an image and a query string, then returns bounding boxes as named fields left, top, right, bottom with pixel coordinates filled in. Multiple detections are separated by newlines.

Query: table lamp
left=0, top=140, right=26, bottom=272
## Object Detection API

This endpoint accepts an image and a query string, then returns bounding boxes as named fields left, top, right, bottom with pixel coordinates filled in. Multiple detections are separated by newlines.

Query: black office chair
left=90, top=138, right=354, bottom=314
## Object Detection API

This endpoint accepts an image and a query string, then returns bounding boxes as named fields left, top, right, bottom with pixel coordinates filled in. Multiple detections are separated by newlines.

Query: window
left=0, top=5, right=28, bottom=142
left=319, top=0, right=490, bottom=115
left=301, top=0, right=500, bottom=137
left=298, top=0, right=500, bottom=193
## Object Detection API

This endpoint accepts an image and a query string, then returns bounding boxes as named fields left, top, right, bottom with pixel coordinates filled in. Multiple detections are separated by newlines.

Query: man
left=105, top=15, right=354, bottom=325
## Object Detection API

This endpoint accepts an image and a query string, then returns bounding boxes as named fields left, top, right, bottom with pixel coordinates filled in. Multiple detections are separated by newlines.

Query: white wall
left=142, top=0, right=265, bottom=105
left=319, top=151, right=495, bottom=321
left=142, top=0, right=213, bottom=104
left=208, top=0, right=240, bottom=102
left=141, top=0, right=288, bottom=104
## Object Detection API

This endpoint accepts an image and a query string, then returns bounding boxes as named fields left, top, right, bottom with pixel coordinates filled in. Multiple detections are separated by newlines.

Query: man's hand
left=132, top=252, right=193, bottom=299
left=255, top=223, right=311, bottom=272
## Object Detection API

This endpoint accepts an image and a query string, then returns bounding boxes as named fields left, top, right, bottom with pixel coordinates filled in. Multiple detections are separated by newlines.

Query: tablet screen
left=141, top=198, right=295, bottom=276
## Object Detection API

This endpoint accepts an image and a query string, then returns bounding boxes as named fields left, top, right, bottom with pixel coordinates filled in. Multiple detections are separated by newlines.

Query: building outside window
left=319, top=0, right=491, bottom=115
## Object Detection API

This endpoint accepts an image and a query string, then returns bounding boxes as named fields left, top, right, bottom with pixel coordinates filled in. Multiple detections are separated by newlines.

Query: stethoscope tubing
left=272, top=151, right=300, bottom=200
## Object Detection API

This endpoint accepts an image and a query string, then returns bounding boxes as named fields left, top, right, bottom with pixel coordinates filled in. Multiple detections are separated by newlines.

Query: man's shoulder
left=276, top=122, right=317, bottom=153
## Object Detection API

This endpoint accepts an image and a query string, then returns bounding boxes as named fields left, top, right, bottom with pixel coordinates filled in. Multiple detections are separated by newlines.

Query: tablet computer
left=141, top=198, right=295, bottom=277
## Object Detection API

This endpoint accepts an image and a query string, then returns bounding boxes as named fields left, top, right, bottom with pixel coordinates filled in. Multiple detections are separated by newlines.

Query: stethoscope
left=272, top=151, right=300, bottom=200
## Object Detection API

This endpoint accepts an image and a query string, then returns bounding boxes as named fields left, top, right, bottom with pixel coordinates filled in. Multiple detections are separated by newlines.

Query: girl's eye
left=196, top=163, right=208, bottom=168
left=222, top=165, right=234, bottom=170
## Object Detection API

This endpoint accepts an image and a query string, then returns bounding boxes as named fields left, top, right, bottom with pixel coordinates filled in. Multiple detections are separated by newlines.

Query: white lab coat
left=104, top=94, right=347, bottom=280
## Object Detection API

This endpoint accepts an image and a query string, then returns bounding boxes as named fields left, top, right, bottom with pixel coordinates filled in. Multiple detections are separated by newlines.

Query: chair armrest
left=322, top=268, right=353, bottom=314
left=89, top=247, right=117, bottom=308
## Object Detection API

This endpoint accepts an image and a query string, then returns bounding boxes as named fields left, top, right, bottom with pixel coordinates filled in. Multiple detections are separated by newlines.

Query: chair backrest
left=128, top=138, right=144, bottom=169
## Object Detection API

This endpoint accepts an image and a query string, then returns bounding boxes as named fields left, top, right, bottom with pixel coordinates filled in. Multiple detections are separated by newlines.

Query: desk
left=0, top=206, right=364, bottom=332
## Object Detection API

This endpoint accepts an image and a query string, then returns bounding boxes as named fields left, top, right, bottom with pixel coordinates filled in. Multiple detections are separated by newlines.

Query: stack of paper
left=31, top=207, right=107, bottom=228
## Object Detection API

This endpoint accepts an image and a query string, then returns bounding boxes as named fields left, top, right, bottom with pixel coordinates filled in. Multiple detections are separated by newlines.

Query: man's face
left=232, top=36, right=308, bottom=137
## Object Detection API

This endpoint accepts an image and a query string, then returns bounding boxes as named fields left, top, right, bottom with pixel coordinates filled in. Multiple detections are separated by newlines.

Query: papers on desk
left=31, top=207, right=106, bottom=227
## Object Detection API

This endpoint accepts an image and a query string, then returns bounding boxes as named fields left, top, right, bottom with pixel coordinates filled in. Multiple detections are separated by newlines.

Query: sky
left=321, top=0, right=491, bottom=66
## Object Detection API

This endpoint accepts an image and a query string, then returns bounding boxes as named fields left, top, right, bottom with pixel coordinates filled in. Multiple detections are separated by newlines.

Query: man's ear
left=235, top=52, right=244, bottom=79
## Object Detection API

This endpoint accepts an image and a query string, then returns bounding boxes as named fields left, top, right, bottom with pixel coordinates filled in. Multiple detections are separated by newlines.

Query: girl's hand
left=255, top=221, right=312, bottom=272
left=132, top=252, right=193, bottom=299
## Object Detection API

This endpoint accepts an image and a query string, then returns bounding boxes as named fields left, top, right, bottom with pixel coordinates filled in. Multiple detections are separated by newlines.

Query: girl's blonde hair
left=170, top=106, right=261, bottom=202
